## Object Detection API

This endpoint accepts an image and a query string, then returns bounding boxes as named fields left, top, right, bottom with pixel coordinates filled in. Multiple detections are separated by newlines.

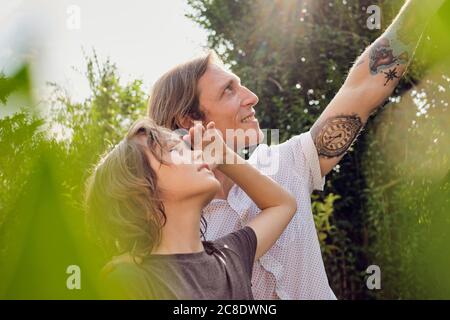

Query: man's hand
left=311, top=0, right=447, bottom=177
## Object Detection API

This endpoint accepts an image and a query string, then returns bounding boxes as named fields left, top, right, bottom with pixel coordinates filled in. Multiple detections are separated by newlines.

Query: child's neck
left=212, top=169, right=235, bottom=200
left=152, top=199, right=205, bottom=255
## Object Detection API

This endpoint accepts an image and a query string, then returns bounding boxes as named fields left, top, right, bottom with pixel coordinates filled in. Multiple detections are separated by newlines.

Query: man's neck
left=212, top=169, right=235, bottom=200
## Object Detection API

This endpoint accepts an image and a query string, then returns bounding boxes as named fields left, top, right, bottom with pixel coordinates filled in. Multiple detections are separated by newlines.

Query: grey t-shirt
left=102, top=226, right=257, bottom=299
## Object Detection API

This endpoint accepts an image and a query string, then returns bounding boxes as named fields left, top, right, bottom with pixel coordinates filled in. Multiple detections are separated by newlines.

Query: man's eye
left=224, top=84, right=233, bottom=93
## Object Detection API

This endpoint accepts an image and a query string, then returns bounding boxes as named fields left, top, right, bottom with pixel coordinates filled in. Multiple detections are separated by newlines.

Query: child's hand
left=182, top=121, right=233, bottom=169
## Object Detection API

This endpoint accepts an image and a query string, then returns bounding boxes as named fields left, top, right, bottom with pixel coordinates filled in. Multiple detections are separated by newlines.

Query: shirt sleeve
left=214, top=226, right=258, bottom=278
left=293, top=131, right=325, bottom=192
left=249, top=131, right=325, bottom=193
left=101, top=263, right=155, bottom=300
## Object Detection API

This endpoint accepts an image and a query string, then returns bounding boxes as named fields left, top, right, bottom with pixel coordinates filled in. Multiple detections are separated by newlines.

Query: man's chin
left=255, top=128, right=264, bottom=145
left=252, top=121, right=264, bottom=143
left=232, top=127, right=264, bottom=149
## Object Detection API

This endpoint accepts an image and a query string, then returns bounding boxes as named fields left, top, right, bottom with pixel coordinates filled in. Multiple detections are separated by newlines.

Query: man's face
left=197, top=63, right=263, bottom=149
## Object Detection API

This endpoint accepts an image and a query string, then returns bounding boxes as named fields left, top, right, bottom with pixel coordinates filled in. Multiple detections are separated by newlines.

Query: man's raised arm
left=311, top=0, right=446, bottom=177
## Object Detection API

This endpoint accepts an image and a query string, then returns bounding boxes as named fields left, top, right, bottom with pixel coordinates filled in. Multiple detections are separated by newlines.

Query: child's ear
left=177, top=116, right=194, bottom=130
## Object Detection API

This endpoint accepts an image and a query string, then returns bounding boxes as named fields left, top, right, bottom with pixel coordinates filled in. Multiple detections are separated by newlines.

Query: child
left=85, top=118, right=296, bottom=299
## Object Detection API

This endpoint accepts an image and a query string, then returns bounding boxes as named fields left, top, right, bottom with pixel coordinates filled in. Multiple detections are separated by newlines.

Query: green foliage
left=0, top=65, right=32, bottom=106
left=360, top=2, right=450, bottom=298
left=362, top=63, right=450, bottom=298
left=0, top=52, right=148, bottom=299
left=312, top=193, right=340, bottom=247
left=0, top=113, right=44, bottom=220
left=47, top=51, right=148, bottom=208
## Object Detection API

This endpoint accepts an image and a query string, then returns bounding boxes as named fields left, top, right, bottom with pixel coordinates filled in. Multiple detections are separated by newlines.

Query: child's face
left=136, top=133, right=221, bottom=205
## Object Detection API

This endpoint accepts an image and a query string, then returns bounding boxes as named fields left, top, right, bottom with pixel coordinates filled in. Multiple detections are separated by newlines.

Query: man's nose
left=241, top=87, right=259, bottom=108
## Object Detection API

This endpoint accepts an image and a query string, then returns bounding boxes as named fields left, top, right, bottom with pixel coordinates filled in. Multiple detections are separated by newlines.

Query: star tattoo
left=383, top=67, right=400, bottom=86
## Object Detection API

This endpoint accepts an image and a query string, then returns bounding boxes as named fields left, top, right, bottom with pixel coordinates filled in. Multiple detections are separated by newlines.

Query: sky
left=0, top=0, right=209, bottom=103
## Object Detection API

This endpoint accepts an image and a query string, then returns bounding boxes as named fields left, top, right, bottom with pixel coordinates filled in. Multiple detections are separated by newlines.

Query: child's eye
left=169, top=145, right=181, bottom=154
left=182, top=139, right=192, bottom=150
left=169, top=140, right=189, bottom=154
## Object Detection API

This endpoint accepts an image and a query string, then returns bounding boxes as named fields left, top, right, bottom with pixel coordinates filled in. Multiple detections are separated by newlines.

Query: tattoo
left=368, top=2, right=421, bottom=76
left=369, top=38, right=409, bottom=75
left=311, top=114, right=363, bottom=158
left=383, top=67, right=400, bottom=86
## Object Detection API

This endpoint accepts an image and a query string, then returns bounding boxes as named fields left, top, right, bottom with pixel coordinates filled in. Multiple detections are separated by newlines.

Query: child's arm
left=185, top=122, right=297, bottom=260
left=218, top=152, right=297, bottom=260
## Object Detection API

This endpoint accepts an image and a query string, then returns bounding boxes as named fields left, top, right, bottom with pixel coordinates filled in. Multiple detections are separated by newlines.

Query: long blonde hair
left=85, top=118, right=174, bottom=258
left=148, top=50, right=222, bottom=130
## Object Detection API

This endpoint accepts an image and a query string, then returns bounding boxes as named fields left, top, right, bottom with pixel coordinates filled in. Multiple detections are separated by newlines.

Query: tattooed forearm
left=311, top=114, right=363, bottom=158
left=368, top=5, right=417, bottom=78
left=368, top=0, right=445, bottom=83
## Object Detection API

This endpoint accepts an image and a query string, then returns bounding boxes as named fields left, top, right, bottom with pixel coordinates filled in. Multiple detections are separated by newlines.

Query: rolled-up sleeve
left=279, top=131, right=325, bottom=193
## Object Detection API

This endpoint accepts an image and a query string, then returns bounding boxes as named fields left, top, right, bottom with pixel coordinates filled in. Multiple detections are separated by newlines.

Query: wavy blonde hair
left=148, top=50, right=223, bottom=130
left=85, top=118, right=175, bottom=258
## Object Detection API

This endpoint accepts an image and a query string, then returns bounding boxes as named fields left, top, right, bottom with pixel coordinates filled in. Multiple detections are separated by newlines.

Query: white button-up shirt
left=203, top=131, right=336, bottom=300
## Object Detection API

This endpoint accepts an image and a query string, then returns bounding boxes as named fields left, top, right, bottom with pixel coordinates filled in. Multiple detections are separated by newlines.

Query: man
left=148, top=0, right=446, bottom=299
